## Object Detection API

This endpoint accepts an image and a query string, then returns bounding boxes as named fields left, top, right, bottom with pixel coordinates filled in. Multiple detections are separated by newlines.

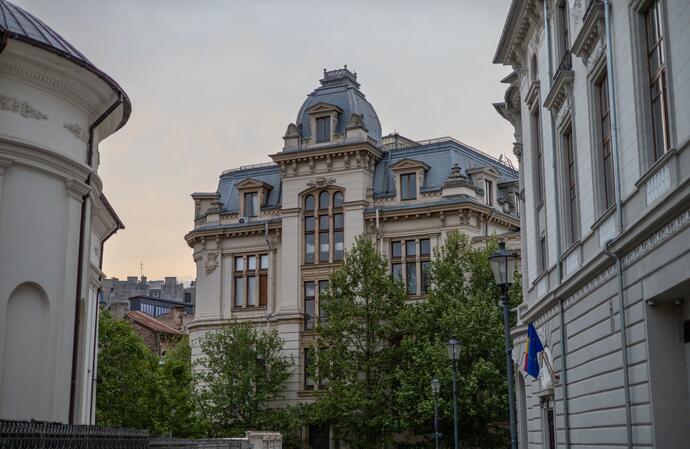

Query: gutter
left=544, top=3, right=569, bottom=446
left=603, top=2, right=632, bottom=448
left=68, top=95, right=124, bottom=424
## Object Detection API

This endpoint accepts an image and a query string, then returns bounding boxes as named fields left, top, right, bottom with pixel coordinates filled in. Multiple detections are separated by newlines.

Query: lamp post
left=489, top=241, right=518, bottom=449
left=431, top=378, right=440, bottom=449
left=447, top=338, right=460, bottom=449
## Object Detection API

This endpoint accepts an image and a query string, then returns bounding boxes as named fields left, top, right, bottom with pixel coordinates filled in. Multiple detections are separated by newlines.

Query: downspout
left=544, top=3, right=569, bottom=447
left=602, top=2, right=631, bottom=448
left=68, top=94, right=123, bottom=423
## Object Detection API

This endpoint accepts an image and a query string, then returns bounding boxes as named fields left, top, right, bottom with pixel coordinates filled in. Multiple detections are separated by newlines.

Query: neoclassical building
left=0, top=1, right=129, bottom=424
left=187, top=66, right=520, bottom=443
left=495, top=0, right=690, bottom=448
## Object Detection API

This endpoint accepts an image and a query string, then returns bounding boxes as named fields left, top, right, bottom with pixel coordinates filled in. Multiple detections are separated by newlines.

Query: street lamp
left=431, top=378, right=440, bottom=449
left=447, top=338, right=460, bottom=449
left=489, top=241, right=518, bottom=449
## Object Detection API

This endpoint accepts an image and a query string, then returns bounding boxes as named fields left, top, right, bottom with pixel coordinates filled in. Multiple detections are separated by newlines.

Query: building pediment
left=390, top=158, right=430, bottom=172
left=305, top=102, right=343, bottom=115
left=235, top=178, right=273, bottom=191
left=466, top=166, right=501, bottom=178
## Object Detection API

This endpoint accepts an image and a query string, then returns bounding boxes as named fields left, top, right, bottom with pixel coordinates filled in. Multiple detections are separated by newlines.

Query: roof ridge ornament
left=320, top=65, right=360, bottom=89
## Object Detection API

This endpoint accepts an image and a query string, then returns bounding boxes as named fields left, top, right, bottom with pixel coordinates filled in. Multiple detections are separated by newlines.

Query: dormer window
left=485, top=179, right=494, bottom=205
left=400, top=173, right=417, bottom=200
left=243, top=192, right=258, bottom=217
left=316, top=117, right=331, bottom=143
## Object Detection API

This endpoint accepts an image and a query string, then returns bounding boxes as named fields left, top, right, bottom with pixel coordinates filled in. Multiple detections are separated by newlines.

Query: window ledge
left=560, top=240, right=581, bottom=261
left=531, top=269, right=548, bottom=288
left=634, top=146, right=678, bottom=188
left=590, top=203, right=616, bottom=231
left=231, top=306, right=267, bottom=312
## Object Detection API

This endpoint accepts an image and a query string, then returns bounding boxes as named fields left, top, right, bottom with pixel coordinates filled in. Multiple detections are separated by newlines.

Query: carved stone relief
left=0, top=93, right=48, bottom=120
left=205, top=252, right=219, bottom=275
left=63, top=123, right=89, bottom=142
left=306, top=177, right=336, bottom=188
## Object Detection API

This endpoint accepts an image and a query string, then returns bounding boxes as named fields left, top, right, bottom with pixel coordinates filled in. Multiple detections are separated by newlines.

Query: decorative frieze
left=0, top=93, right=47, bottom=120
left=306, top=177, right=336, bottom=188
left=623, top=207, right=690, bottom=268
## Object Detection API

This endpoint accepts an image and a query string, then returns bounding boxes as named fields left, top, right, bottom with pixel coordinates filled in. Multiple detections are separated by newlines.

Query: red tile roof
left=126, top=311, right=182, bottom=335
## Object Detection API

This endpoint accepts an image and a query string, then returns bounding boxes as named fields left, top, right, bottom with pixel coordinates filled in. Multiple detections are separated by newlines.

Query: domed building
left=0, top=1, right=129, bottom=424
left=187, top=67, right=520, bottom=447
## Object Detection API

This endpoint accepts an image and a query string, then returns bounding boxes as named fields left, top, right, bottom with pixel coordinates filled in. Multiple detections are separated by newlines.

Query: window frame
left=400, top=173, right=417, bottom=201
left=303, top=189, right=345, bottom=265
left=315, top=116, right=331, bottom=143
left=560, top=123, right=580, bottom=247
left=303, top=279, right=330, bottom=331
left=233, top=252, right=269, bottom=309
left=390, top=237, right=432, bottom=296
left=484, top=179, right=494, bottom=206
left=243, top=191, right=259, bottom=218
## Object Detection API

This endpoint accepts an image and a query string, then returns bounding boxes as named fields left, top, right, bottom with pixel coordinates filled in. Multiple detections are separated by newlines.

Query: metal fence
left=0, top=420, right=149, bottom=449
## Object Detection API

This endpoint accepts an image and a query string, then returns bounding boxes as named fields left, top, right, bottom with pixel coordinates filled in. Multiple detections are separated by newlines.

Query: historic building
left=186, top=66, right=520, bottom=444
left=494, top=0, right=690, bottom=448
left=0, top=1, right=129, bottom=424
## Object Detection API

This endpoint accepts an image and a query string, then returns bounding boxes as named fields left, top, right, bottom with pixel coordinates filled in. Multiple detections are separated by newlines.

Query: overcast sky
left=17, top=0, right=514, bottom=283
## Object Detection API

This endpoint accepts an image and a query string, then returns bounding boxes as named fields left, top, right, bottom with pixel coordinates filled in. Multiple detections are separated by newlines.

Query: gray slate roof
left=218, top=164, right=282, bottom=213
left=0, top=0, right=131, bottom=129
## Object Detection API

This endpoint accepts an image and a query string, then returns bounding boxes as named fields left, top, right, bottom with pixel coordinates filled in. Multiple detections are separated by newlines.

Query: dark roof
left=217, top=163, right=281, bottom=213
left=127, top=311, right=182, bottom=335
left=0, top=0, right=131, bottom=130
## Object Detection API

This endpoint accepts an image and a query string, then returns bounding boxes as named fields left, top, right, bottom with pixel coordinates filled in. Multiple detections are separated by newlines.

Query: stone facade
left=0, top=1, right=130, bottom=425
left=494, top=1, right=690, bottom=448
left=187, top=67, right=521, bottom=446
left=102, top=275, right=191, bottom=304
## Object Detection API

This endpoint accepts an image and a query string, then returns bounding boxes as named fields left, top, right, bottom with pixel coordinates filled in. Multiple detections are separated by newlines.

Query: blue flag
left=525, top=323, right=544, bottom=379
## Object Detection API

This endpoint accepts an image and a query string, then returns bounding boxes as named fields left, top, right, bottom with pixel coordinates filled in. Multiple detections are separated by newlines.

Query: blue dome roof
left=0, top=0, right=131, bottom=129
left=295, top=67, right=381, bottom=145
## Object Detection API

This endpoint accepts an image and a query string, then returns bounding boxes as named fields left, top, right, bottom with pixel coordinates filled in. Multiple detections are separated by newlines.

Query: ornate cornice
left=0, top=92, right=47, bottom=120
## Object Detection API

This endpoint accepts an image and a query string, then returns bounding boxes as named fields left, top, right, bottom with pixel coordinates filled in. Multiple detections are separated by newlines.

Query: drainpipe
left=69, top=94, right=123, bottom=423
left=544, top=3, right=570, bottom=447
left=602, top=2, right=631, bottom=447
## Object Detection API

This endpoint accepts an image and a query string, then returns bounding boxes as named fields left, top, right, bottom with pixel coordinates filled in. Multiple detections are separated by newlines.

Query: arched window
left=304, top=190, right=344, bottom=264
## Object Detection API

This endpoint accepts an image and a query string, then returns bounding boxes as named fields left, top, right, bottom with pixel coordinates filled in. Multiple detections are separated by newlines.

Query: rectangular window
left=244, top=192, right=258, bottom=217
left=304, top=282, right=316, bottom=331
left=405, top=240, right=416, bottom=258
left=392, top=263, right=403, bottom=282
left=247, top=276, right=257, bottom=306
left=319, top=280, right=329, bottom=323
left=532, top=109, right=545, bottom=205
left=598, top=74, right=615, bottom=210
left=485, top=179, right=494, bottom=205
left=391, top=241, right=402, bottom=258
left=334, top=213, right=344, bottom=261
left=234, top=277, right=244, bottom=307
left=420, top=238, right=431, bottom=257
left=305, top=216, right=315, bottom=264
left=319, top=215, right=329, bottom=262
left=645, top=0, right=671, bottom=161
left=406, top=262, right=417, bottom=294
left=304, top=348, right=315, bottom=390
left=557, top=1, right=570, bottom=62
left=563, top=128, right=578, bottom=245
left=421, top=261, right=430, bottom=294
left=400, top=173, right=417, bottom=200
left=259, top=274, right=268, bottom=307
left=234, top=256, right=244, bottom=272
left=260, top=254, right=269, bottom=270
left=316, top=116, right=330, bottom=143
left=247, top=255, right=257, bottom=271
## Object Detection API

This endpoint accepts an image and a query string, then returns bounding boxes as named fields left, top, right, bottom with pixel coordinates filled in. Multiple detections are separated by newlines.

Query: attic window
left=244, top=192, right=258, bottom=217
left=316, top=117, right=330, bottom=143
left=400, top=173, right=417, bottom=200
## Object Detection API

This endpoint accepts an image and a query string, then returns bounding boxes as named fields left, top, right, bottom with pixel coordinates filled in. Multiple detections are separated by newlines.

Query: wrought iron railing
left=554, top=50, right=572, bottom=80
left=0, top=420, right=149, bottom=449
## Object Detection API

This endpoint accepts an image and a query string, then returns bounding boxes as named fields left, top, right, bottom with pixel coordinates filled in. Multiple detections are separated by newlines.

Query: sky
left=17, top=0, right=515, bottom=284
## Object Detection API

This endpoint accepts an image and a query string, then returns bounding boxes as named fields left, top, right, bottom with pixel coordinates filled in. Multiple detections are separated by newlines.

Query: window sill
left=634, top=146, right=677, bottom=188
left=590, top=204, right=617, bottom=232
left=531, top=269, right=548, bottom=288
left=231, top=306, right=267, bottom=312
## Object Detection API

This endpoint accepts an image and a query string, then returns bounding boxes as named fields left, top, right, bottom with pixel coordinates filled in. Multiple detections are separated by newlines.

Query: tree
left=194, top=322, right=293, bottom=438
left=394, top=232, right=515, bottom=448
left=96, top=310, right=160, bottom=431
left=313, top=235, right=408, bottom=449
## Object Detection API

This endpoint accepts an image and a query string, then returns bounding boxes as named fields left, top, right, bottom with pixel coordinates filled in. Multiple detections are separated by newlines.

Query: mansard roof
left=217, top=163, right=281, bottom=213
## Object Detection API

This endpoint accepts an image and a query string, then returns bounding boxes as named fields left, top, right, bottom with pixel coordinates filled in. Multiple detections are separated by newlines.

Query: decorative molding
left=205, top=252, right=219, bottom=275
left=0, top=93, right=47, bottom=120
left=564, top=264, right=616, bottom=308
left=598, top=213, right=617, bottom=247
left=555, top=97, right=572, bottom=128
left=645, top=163, right=670, bottom=205
left=306, top=177, right=336, bottom=188
left=0, top=61, right=92, bottom=107
left=63, top=123, right=89, bottom=142
left=622, top=207, right=690, bottom=268
left=64, top=178, right=91, bottom=200
left=587, top=39, right=606, bottom=73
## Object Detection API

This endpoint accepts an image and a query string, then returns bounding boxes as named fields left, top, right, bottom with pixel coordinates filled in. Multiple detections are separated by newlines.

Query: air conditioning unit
left=238, top=216, right=250, bottom=224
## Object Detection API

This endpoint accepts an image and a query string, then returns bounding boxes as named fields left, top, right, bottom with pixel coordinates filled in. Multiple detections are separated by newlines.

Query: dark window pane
left=316, top=117, right=330, bottom=143
left=305, top=282, right=315, bottom=330
left=244, top=192, right=258, bottom=217
left=400, top=174, right=416, bottom=200
left=259, top=274, right=267, bottom=306
left=334, top=213, right=344, bottom=230
left=391, top=241, right=402, bottom=258
left=319, top=191, right=329, bottom=210
left=305, top=216, right=315, bottom=232
left=247, top=276, right=257, bottom=306
left=234, top=277, right=244, bottom=307
left=305, top=195, right=315, bottom=211
left=319, top=215, right=329, bottom=231
left=304, top=349, right=315, bottom=389
left=405, top=240, right=416, bottom=258
left=333, top=191, right=344, bottom=208
left=420, top=239, right=431, bottom=256
left=406, top=262, right=417, bottom=294
left=421, top=261, right=430, bottom=293
left=319, top=280, right=329, bottom=323
left=392, top=263, right=403, bottom=282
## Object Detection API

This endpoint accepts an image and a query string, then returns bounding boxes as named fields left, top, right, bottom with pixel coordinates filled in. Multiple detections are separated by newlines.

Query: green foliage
left=96, top=311, right=200, bottom=436
left=193, top=322, right=293, bottom=438
left=313, top=235, right=408, bottom=449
